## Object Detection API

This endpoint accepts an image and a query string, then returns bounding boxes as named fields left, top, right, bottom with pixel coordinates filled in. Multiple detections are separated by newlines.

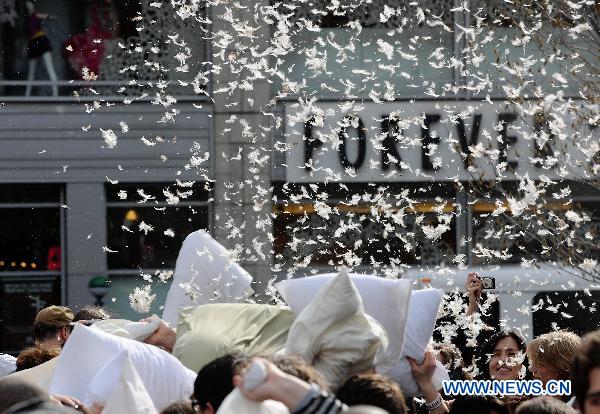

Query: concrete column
left=65, top=183, right=107, bottom=308
left=211, top=1, right=273, bottom=299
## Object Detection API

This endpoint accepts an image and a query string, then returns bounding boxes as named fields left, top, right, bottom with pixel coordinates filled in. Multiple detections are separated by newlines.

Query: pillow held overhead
left=162, top=229, right=254, bottom=327
left=284, top=268, right=388, bottom=389
left=276, top=272, right=411, bottom=374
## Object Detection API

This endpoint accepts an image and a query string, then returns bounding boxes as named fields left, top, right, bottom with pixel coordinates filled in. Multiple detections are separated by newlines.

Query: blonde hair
left=527, top=331, right=582, bottom=379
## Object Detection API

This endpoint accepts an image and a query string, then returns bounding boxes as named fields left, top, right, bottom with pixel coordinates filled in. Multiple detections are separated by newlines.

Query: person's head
left=266, top=354, right=329, bottom=390
left=448, top=395, right=508, bottom=414
left=73, top=306, right=110, bottom=322
left=160, top=400, right=195, bottom=414
left=572, top=330, right=600, bottom=414
left=478, top=329, right=527, bottom=381
left=336, top=373, right=407, bottom=414
left=26, top=1, right=35, bottom=14
left=515, top=397, right=577, bottom=414
left=16, top=345, right=61, bottom=371
left=192, top=354, right=243, bottom=414
left=33, top=306, right=74, bottom=348
left=527, top=331, right=581, bottom=386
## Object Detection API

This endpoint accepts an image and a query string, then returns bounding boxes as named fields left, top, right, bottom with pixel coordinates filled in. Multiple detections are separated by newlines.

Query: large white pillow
left=162, top=229, right=254, bottom=326
left=401, top=289, right=443, bottom=359
left=217, top=389, right=289, bottom=414
left=276, top=272, right=411, bottom=374
left=285, top=268, right=387, bottom=389
left=100, top=351, right=158, bottom=414
left=388, top=288, right=449, bottom=397
left=49, top=324, right=195, bottom=410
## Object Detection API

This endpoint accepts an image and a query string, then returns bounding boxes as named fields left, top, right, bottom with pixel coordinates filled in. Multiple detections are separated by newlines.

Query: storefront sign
left=284, top=101, right=596, bottom=182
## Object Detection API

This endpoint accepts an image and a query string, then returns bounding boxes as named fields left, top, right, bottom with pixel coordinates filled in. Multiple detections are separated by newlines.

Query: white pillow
left=162, top=229, right=254, bottom=327
left=401, top=289, right=443, bottom=359
left=285, top=268, right=387, bottom=389
left=276, top=272, right=411, bottom=374
left=388, top=289, right=448, bottom=397
left=92, top=317, right=160, bottom=341
left=100, top=351, right=158, bottom=414
left=49, top=324, right=195, bottom=411
left=0, top=353, right=16, bottom=377
left=92, top=315, right=160, bottom=342
left=217, top=389, right=289, bottom=414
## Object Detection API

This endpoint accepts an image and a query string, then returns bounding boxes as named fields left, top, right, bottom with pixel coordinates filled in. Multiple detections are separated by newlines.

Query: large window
left=271, top=0, right=455, bottom=99
left=105, top=182, right=211, bottom=319
left=0, top=0, right=207, bottom=97
left=0, top=184, right=64, bottom=354
left=273, top=183, right=457, bottom=275
left=532, top=291, right=600, bottom=337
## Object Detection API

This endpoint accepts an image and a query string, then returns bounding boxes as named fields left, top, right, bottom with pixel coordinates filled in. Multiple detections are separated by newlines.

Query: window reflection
left=0, top=0, right=207, bottom=96
left=0, top=208, right=61, bottom=272
left=106, top=206, right=209, bottom=270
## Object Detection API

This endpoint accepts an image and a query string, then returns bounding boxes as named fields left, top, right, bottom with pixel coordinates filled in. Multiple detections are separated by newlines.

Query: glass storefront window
left=0, top=184, right=64, bottom=354
left=106, top=205, right=210, bottom=270
left=0, top=208, right=61, bottom=272
left=271, top=0, right=455, bottom=98
left=532, top=291, right=600, bottom=337
left=274, top=201, right=456, bottom=269
left=0, top=0, right=207, bottom=97
left=467, top=0, right=583, bottom=97
left=105, top=182, right=211, bottom=318
left=472, top=199, right=600, bottom=267
left=273, top=179, right=458, bottom=273
left=106, top=183, right=211, bottom=270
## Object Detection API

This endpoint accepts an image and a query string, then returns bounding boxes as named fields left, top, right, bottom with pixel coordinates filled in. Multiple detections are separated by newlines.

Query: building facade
left=0, top=0, right=598, bottom=353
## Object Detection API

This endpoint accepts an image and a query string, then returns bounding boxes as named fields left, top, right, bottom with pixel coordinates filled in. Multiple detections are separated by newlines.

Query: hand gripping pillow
left=172, top=303, right=295, bottom=373
left=217, top=389, right=289, bottom=414
left=276, top=272, right=411, bottom=374
left=86, top=350, right=157, bottom=414
left=162, top=229, right=254, bottom=327
left=285, top=268, right=388, bottom=390
left=49, top=324, right=195, bottom=411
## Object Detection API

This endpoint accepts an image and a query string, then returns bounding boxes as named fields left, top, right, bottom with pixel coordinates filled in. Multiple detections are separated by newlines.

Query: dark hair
left=572, top=330, right=600, bottom=411
left=336, top=373, right=407, bottom=414
left=193, top=353, right=243, bottom=412
left=449, top=395, right=508, bottom=414
left=266, top=354, right=329, bottom=390
left=159, top=400, right=195, bottom=414
left=16, top=345, right=61, bottom=371
left=515, top=396, right=577, bottom=414
left=476, top=329, right=528, bottom=380
left=32, top=324, right=62, bottom=342
left=74, top=306, right=110, bottom=322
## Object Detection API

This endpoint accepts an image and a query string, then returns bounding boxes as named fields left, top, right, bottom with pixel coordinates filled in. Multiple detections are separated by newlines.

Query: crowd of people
left=0, top=272, right=598, bottom=414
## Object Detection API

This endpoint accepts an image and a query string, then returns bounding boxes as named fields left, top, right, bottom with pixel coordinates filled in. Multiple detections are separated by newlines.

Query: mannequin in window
left=25, top=1, right=58, bottom=97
